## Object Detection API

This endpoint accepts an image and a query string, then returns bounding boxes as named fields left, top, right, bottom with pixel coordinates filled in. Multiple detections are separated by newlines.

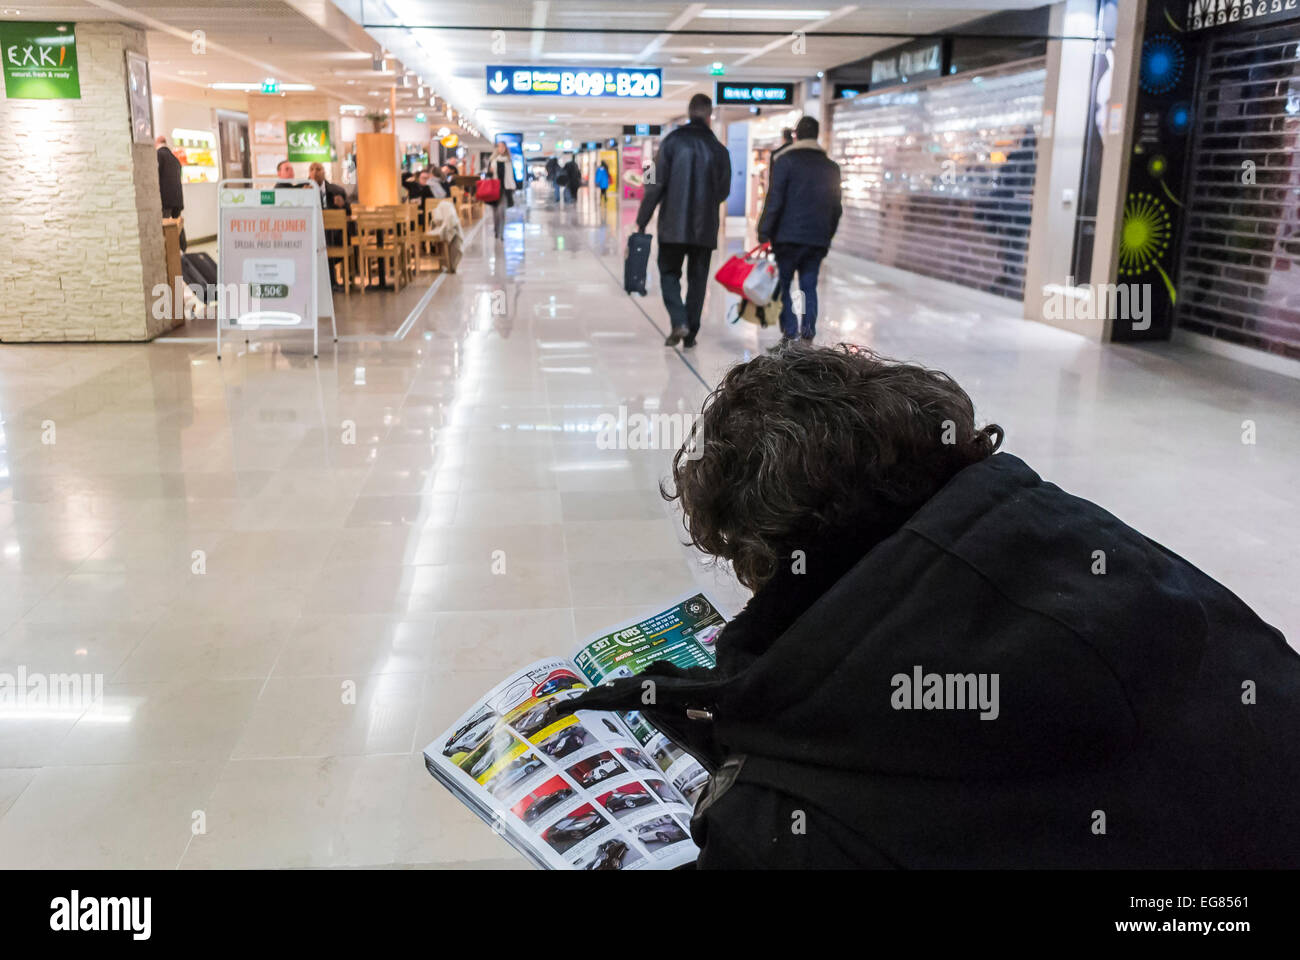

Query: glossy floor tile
left=0, top=188, right=1297, bottom=868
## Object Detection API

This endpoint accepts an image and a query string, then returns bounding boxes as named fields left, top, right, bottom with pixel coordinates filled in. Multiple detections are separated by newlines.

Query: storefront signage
left=486, top=65, right=661, bottom=98
left=833, top=84, right=865, bottom=100
left=1186, top=0, right=1299, bottom=31
left=715, top=81, right=795, bottom=105
left=285, top=120, right=331, bottom=162
left=1, top=21, right=80, bottom=99
left=622, top=124, right=661, bottom=136
left=869, top=40, right=946, bottom=88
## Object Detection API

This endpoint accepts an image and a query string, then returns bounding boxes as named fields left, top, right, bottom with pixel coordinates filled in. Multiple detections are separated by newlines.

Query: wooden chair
left=322, top=209, right=354, bottom=293
left=353, top=209, right=405, bottom=291
left=451, top=185, right=474, bottom=224
left=399, top=203, right=420, bottom=281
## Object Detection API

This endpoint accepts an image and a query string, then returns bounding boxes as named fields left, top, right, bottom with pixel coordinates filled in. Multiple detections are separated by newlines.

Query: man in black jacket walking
left=637, top=93, right=731, bottom=348
left=559, top=345, right=1300, bottom=869
left=155, top=136, right=186, bottom=251
left=758, top=116, right=842, bottom=342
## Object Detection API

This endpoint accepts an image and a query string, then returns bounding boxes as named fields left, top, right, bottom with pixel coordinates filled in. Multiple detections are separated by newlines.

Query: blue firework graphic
left=1166, top=100, right=1193, bottom=135
left=1140, top=35, right=1185, bottom=95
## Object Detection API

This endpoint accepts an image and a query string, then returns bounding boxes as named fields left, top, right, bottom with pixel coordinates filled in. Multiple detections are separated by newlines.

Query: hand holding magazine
left=423, top=593, right=725, bottom=870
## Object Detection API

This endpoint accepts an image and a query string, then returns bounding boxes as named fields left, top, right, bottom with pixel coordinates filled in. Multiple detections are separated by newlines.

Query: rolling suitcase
left=624, top=231, right=651, bottom=296
left=181, top=252, right=219, bottom=302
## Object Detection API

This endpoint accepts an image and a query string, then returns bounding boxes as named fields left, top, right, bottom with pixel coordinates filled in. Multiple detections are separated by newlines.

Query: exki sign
left=2, top=21, right=80, bottom=99
left=285, top=120, right=332, bottom=162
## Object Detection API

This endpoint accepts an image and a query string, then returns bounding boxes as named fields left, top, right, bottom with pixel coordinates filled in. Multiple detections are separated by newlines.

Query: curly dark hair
left=664, top=344, right=1003, bottom=591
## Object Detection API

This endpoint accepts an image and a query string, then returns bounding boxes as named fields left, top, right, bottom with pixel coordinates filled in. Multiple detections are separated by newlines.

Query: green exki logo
left=6, top=40, right=69, bottom=68
left=288, top=131, right=322, bottom=149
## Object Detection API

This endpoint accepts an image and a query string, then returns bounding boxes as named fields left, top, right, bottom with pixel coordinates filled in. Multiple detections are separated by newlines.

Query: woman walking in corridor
left=485, top=140, right=517, bottom=242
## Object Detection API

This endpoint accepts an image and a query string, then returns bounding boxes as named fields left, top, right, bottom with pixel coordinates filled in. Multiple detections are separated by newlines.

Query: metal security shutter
left=829, top=61, right=1045, bottom=300
left=1177, top=22, right=1300, bottom=361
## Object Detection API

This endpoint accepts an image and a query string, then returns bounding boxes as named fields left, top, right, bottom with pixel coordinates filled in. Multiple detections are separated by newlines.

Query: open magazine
left=423, top=593, right=725, bottom=870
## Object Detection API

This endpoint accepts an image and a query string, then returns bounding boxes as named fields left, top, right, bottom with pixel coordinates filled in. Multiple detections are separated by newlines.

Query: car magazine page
left=424, top=656, right=703, bottom=870
left=569, top=593, right=724, bottom=808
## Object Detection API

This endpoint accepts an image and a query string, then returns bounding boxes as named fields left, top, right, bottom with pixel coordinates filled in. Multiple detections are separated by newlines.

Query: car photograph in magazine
left=423, top=593, right=725, bottom=870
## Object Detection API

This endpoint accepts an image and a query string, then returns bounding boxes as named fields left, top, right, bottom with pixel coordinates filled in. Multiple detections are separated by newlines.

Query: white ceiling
left=358, top=0, right=1050, bottom=140
left=5, top=0, right=1050, bottom=144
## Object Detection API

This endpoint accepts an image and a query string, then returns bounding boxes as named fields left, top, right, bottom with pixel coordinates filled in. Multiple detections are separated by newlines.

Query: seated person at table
left=307, top=161, right=353, bottom=291
left=559, top=344, right=1300, bottom=869
left=274, top=159, right=296, bottom=188
left=307, top=161, right=350, bottom=212
left=420, top=169, right=448, bottom=199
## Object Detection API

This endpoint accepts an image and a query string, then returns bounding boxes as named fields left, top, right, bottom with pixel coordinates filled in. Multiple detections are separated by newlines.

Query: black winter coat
left=758, top=140, right=842, bottom=248
left=561, top=453, right=1300, bottom=868
left=636, top=119, right=731, bottom=248
left=157, top=146, right=184, bottom=212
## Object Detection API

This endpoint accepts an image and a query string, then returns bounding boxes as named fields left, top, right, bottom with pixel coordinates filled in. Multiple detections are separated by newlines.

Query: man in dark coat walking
left=559, top=346, right=1300, bottom=869
left=636, top=93, right=732, bottom=348
left=155, top=135, right=186, bottom=251
left=758, top=116, right=841, bottom=342
left=546, top=155, right=560, bottom=203
left=562, top=155, right=582, bottom=204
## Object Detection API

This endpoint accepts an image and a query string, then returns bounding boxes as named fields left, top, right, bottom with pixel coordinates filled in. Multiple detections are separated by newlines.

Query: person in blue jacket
left=595, top=161, right=611, bottom=203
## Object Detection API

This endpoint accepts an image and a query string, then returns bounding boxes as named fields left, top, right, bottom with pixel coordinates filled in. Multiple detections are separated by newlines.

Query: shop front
left=152, top=97, right=240, bottom=243
left=1125, top=3, right=1300, bottom=366
left=827, top=24, right=1048, bottom=301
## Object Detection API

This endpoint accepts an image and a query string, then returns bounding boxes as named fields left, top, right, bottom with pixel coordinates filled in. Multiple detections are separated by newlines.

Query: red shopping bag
left=475, top=178, right=501, bottom=203
left=714, top=242, right=770, bottom=296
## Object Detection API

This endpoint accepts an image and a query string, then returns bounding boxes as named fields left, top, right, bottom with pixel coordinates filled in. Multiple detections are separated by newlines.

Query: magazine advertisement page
left=571, top=593, right=724, bottom=807
left=424, top=656, right=701, bottom=870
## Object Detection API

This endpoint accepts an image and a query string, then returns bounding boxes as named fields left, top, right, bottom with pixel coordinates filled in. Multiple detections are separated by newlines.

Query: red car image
left=532, top=670, right=585, bottom=699
left=511, top=776, right=575, bottom=826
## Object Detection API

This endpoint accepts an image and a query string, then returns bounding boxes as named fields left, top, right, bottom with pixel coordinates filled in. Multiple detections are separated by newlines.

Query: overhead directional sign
left=715, top=81, right=795, bottom=106
left=486, top=65, right=662, bottom=98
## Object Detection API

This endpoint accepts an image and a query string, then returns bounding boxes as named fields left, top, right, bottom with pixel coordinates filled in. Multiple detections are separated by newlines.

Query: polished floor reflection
left=0, top=185, right=1296, bottom=868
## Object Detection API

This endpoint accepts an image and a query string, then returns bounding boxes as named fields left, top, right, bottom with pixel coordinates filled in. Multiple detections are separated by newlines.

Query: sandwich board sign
left=216, top=180, right=336, bottom=359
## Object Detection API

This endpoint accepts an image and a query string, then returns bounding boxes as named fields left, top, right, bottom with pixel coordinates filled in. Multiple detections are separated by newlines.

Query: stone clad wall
left=0, top=21, right=171, bottom=341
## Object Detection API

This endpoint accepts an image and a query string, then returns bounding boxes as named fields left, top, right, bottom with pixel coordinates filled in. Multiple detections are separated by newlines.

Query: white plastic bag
left=742, top=253, right=779, bottom=306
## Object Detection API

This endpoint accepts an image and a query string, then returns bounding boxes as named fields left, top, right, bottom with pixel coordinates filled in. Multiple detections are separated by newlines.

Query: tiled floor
left=0, top=185, right=1296, bottom=868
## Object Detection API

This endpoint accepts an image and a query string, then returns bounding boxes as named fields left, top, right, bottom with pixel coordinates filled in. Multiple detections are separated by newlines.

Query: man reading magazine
left=554, top=346, right=1300, bottom=869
